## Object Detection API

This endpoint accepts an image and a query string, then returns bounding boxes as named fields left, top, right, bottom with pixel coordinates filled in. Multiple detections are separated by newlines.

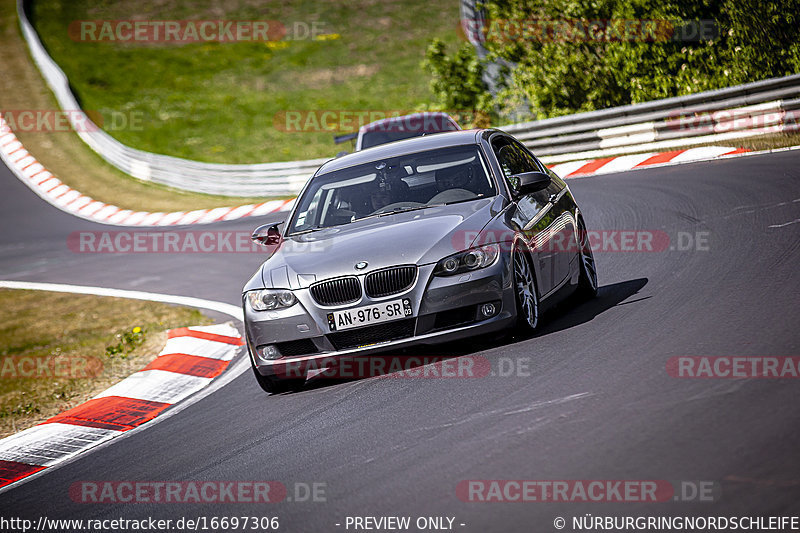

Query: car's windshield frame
left=286, top=144, right=497, bottom=236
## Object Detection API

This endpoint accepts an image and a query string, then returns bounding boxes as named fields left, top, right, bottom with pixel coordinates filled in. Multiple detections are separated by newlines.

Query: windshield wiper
left=377, top=206, right=423, bottom=216
left=353, top=205, right=431, bottom=223
left=289, top=226, right=324, bottom=236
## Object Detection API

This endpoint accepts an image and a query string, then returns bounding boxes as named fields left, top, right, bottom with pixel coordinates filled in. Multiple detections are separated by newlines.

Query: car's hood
left=260, top=197, right=505, bottom=289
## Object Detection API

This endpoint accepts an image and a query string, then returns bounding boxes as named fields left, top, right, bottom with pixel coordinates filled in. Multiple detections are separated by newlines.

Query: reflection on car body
left=243, top=129, right=598, bottom=393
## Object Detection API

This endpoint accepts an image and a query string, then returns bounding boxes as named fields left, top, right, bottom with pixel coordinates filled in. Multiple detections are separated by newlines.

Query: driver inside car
left=369, top=185, right=394, bottom=211
left=368, top=167, right=410, bottom=212
left=435, top=162, right=477, bottom=193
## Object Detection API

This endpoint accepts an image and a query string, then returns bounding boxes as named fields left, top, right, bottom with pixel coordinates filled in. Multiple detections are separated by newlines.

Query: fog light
left=480, top=303, right=497, bottom=317
left=257, top=344, right=281, bottom=361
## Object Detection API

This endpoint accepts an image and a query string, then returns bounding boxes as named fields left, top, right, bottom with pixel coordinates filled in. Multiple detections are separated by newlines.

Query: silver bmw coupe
left=243, top=129, right=598, bottom=392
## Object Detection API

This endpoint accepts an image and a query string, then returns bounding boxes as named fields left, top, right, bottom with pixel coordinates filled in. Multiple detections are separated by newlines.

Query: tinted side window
left=491, top=136, right=537, bottom=191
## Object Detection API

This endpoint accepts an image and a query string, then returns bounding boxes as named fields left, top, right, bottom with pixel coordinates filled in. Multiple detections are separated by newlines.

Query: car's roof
left=358, top=112, right=459, bottom=133
left=318, top=129, right=485, bottom=175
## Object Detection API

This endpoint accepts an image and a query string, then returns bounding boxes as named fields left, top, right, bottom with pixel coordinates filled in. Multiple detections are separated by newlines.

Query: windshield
left=360, top=120, right=459, bottom=149
left=287, top=145, right=495, bottom=235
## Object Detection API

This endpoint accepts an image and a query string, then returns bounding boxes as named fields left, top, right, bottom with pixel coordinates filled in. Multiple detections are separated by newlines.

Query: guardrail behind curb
left=533, top=99, right=800, bottom=162
left=16, top=0, right=326, bottom=197
left=16, top=0, right=800, bottom=198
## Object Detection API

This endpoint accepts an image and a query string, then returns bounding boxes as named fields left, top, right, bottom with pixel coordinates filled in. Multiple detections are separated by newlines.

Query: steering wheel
left=427, top=189, right=475, bottom=205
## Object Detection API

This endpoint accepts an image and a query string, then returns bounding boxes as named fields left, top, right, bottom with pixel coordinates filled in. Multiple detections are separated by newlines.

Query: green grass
left=30, top=0, right=461, bottom=163
left=0, top=0, right=274, bottom=212
left=0, top=289, right=212, bottom=437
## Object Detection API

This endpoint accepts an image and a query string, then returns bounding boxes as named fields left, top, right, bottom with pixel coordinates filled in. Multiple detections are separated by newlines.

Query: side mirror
left=511, top=171, right=551, bottom=196
left=251, top=223, right=282, bottom=246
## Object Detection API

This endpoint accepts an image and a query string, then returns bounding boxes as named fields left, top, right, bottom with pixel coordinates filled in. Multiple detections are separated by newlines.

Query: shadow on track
left=272, top=277, right=648, bottom=394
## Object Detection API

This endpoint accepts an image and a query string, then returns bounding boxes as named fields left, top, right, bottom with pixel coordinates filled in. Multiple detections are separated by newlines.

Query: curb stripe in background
left=0, top=115, right=294, bottom=227
left=0, top=323, right=243, bottom=489
left=548, top=146, right=748, bottom=178
left=2, top=114, right=754, bottom=227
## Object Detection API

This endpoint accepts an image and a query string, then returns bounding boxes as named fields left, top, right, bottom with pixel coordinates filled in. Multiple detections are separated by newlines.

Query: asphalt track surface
left=0, top=150, right=799, bottom=531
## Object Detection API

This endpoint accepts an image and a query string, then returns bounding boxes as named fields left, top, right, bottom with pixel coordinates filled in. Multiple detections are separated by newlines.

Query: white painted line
left=38, top=176, right=60, bottom=190
left=187, top=323, right=241, bottom=336
left=139, top=212, right=166, bottom=226
left=549, top=160, right=590, bottom=177
left=69, top=196, right=92, bottom=211
left=0, top=119, right=292, bottom=227
left=252, top=199, right=292, bottom=216
left=221, top=204, right=257, bottom=220
left=48, top=184, right=70, bottom=197
left=17, top=155, right=35, bottom=168
left=160, top=337, right=239, bottom=361
left=1, top=140, right=22, bottom=153
left=0, top=424, right=121, bottom=467
left=78, top=201, right=106, bottom=216
left=22, top=163, right=44, bottom=177
left=94, top=369, right=212, bottom=404
left=121, top=211, right=149, bottom=225
left=155, top=211, right=186, bottom=226
left=0, top=282, right=250, bottom=494
left=93, top=204, right=119, bottom=220
left=0, top=280, right=243, bottom=322
left=593, top=153, right=656, bottom=174
left=197, top=207, right=233, bottom=224
left=670, top=145, right=734, bottom=163
left=53, top=190, right=81, bottom=206
left=106, top=209, right=134, bottom=224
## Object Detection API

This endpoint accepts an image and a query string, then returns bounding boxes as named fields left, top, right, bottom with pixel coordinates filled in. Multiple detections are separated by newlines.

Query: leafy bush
left=422, top=0, right=800, bottom=121
left=422, top=39, right=495, bottom=126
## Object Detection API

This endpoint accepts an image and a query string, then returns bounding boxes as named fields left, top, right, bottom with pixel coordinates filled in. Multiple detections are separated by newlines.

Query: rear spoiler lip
left=334, top=132, right=358, bottom=144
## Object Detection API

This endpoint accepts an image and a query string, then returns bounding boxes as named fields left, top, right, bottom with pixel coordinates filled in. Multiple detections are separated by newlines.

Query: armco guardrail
left=16, top=0, right=800, bottom=196
left=15, top=0, right=325, bottom=197
left=504, top=76, right=800, bottom=163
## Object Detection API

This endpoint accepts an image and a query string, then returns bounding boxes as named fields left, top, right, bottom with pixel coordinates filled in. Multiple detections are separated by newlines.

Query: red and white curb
left=0, top=323, right=243, bottom=489
left=546, top=145, right=748, bottom=178
left=1, top=112, right=777, bottom=228
left=0, top=115, right=294, bottom=227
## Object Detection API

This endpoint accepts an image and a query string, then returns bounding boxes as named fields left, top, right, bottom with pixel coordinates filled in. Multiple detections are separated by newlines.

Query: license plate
left=327, top=298, right=412, bottom=332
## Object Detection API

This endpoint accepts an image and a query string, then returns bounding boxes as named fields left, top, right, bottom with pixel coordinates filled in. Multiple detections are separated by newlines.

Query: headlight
left=434, top=244, right=500, bottom=276
left=246, top=289, right=297, bottom=311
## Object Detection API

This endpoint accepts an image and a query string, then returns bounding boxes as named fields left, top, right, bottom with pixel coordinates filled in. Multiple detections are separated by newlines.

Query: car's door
left=529, top=153, right=573, bottom=289
left=490, top=134, right=559, bottom=295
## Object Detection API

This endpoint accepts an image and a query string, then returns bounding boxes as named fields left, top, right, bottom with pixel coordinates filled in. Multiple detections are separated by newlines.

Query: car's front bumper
left=244, top=256, right=517, bottom=379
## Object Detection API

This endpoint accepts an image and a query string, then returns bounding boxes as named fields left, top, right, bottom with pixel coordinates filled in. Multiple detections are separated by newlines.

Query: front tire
left=512, top=247, right=540, bottom=332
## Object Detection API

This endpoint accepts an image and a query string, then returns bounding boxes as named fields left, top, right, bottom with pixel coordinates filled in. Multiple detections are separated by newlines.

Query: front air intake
left=364, top=266, right=417, bottom=298
left=309, top=276, right=361, bottom=306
